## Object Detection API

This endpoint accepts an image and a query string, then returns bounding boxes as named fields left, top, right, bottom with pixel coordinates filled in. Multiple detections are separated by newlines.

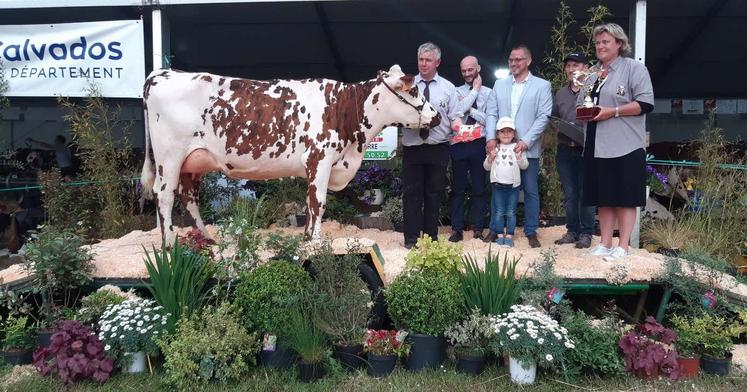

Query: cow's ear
left=399, top=74, right=414, bottom=92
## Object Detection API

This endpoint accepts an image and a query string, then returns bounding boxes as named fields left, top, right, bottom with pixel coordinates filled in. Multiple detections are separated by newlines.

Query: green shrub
left=381, top=196, right=403, bottom=226
left=404, top=235, right=462, bottom=276
left=23, top=227, right=95, bottom=327
left=264, top=232, right=305, bottom=262
left=234, top=260, right=311, bottom=338
left=77, top=287, right=127, bottom=326
left=561, top=310, right=624, bottom=377
left=1, top=316, right=35, bottom=350
left=691, top=313, right=738, bottom=357
left=386, top=269, right=464, bottom=336
left=37, top=169, right=99, bottom=237
left=461, top=249, right=524, bottom=316
left=159, top=304, right=260, bottom=391
left=308, top=242, right=370, bottom=345
left=324, top=195, right=357, bottom=224
left=143, top=241, right=217, bottom=332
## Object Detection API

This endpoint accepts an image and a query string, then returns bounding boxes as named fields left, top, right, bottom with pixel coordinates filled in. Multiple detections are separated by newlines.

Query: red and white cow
left=140, top=65, right=439, bottom=245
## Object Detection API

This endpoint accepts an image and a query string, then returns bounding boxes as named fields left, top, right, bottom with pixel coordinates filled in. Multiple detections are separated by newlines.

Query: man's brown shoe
left=484, top=232, right=498, bottom=243
left=473, top=230, right=485, bottom=241
left=554, top=231, right=578, bottom=245
left=527, top=235, right=541, bottom=248
left=575, top=233, right=592, bottom=248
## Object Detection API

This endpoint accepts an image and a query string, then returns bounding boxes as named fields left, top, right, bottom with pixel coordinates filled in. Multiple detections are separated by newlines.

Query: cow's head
left=374, top=65, right=440, bottom=129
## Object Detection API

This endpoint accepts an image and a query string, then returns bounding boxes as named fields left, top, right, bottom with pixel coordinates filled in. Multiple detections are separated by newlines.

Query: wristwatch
left=614, top=106, right=620, bottom=118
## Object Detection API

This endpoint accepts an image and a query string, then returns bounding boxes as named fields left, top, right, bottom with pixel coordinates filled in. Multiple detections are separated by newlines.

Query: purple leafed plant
left=33, top=320, right=115, bottom=384
left=618, top=316, right=680, bottom=380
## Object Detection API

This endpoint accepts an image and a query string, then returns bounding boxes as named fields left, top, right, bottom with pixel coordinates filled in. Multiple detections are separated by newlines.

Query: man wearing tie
left=485, top=44, right=552, bottom=248
left=446, top=56, right=491, bottom=242
left=401, top=42, right=456, bottom=249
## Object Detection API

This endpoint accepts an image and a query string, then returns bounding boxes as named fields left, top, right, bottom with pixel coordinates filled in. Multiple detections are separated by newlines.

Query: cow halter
left=381, top=79, right=425, bottom=129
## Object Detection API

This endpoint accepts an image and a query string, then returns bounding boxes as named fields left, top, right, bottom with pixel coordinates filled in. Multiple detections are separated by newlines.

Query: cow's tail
left=140, top=102, right=155, bottom=200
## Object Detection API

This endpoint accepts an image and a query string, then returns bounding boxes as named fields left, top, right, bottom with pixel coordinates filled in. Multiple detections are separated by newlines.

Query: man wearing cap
left=485, top=44, right=552, bottom=248
left=553, top=52, right=596, bottom=248
left=445, top=55, right=492, bottom=242
left=401, top=42, right=456, bottom=249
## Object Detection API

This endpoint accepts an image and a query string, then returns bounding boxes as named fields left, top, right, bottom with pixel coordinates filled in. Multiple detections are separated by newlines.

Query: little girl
left=484, top=117, right=529, bottom=247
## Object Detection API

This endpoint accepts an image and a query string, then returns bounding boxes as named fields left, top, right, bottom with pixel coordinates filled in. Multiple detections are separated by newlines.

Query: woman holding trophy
left=576, top=23, right=654, bottom=261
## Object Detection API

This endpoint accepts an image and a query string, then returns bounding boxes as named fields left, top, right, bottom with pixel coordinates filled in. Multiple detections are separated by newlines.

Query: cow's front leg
left=304, top=155, right=333, bottom=240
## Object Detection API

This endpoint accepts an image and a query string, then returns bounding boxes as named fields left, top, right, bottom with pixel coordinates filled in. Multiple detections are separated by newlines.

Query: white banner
left=0, top=20, right=145, bottom=98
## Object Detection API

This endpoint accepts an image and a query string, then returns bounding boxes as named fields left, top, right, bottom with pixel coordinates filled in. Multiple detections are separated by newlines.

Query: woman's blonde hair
left=593, top=23, right=631, bottom=56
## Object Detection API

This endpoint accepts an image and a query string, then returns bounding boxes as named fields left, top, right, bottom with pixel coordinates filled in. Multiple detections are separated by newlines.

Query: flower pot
left=456, top=353, right=486, bottom=375
left=295, top=214, right=307, bottom=227
left=332, top=343, right=364, bottom=371
left=701, top=354, right=731, bottom=376
left=366, top=353, right=397, bottom=377
left=677, top=356, right=700, bottom=379
left=122, top=351, right=147, bottom=374
left=508, top=356, right=537, bottom=385
left=259, top=345, right=297, bottom=369
left=360, top=189, right=385, bottom=206
left=404, top=333, right=445, bottom=372
left=2, top=348, right=33, bottom=365
left=37, top=330, right=53, bottom=348
left=297, top=361, right=325, bottom=383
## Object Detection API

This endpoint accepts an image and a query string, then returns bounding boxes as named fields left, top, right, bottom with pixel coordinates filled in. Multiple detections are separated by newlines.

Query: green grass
left=4, top=362, right=747, bottom=392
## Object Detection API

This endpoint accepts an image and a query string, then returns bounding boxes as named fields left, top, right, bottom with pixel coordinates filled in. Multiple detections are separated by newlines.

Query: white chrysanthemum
left=546, top=354, right=553, bottom=361
left=104, top=345, right=111, bottom=351
left=537, top=338, right=544, bottom=344
left=119, top=334, right=125, bottom=339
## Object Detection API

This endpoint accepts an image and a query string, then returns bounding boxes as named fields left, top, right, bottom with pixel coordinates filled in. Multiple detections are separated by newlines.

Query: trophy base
left=576, top=106, right=601, bottom=121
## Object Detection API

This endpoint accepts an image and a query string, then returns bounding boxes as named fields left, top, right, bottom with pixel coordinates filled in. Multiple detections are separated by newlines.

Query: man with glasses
left=485, top=44, right=552, bottom=247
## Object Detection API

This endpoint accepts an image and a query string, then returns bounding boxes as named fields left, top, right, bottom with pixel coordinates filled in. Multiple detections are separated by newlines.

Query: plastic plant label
left=701, top=290, right=717, bottom=309
left=262, top=333, right=277, bottom=352
left=546, top=287, right=566, bottom=304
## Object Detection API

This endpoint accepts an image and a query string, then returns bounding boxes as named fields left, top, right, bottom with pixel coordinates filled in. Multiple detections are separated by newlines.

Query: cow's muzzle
left=427, top=113, right=441, bottom=128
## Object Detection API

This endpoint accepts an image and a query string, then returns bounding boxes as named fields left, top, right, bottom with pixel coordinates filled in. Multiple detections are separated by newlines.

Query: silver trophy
left=574, top=64, right=605, bottom=120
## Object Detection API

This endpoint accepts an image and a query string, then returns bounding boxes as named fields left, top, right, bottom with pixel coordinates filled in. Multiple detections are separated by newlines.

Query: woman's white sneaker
left=590, top=244, right=613, bottom=256
left=603, top=247, right=629, bottom=262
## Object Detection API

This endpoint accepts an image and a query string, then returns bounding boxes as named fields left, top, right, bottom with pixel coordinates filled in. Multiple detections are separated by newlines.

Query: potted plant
left=234, top=260, right=312, bottom=369
left=76, top=285, right=133, bottom=329
left=670, top=314, right=705, bottom=378
left=491, top=304, right=575, bottom=385
left=444, top=309, right=494, bottom=375
left=618, top=316, right=680, bottom=380
left=351, top=164, right=396, bottom=206
left=22, top=227, right=95, bottom=347
left=646, top=164, right=669, bottom=196
left=307, top=243, right=371, bottom=371
left=97, top=297, right=170, bottom=373
left=561, top=310, right=625, bottom=378
left=381, top=196, right=403, bottom=232
left=1, top=316, right=35, bottom=365
left=696, top=313, right=738, bottom=375
left=286, top=306, right=328, bottom=383
left=386, top=266, right=464, bottom=372
left=33, top=320, right=114, bottom=384
left=362, top=329, right=410, bottom=377
left=640, top=218, right=697, bottom=258
left=159, top=304, right=261, bottom=390
left=460, top=250, right=524, bottom=316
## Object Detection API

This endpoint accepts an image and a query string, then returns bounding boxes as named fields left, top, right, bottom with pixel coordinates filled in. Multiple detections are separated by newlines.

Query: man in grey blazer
left=485, top=44, right=552, bottom=248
